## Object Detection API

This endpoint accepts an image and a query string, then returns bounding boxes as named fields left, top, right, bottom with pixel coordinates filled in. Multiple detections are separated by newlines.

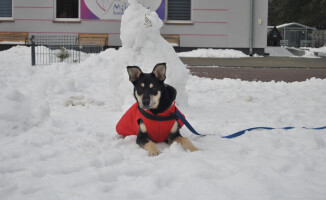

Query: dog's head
left=127, top=63, right=166, bottom=110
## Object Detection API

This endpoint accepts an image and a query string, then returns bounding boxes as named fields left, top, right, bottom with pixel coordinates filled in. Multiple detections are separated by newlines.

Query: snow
left=276, top=22, right=315, bottom=30
left=301, top=50, right=319, bottom=58
left=1, top=1, right=326, bottom=200
left=265, top=47, right=320, bottom=58
left=265, top=47, right=294, bottom=57
left=304, top=46, right=326, bottom=57
left=0, top=41, right=26, bottom=45
left=117, top=0, right=189, bottom=106
left=312, top=46, right=326, bottom=54
left=178, top=48, right=249, bottom=58
left=177, top=47, right=321, bottom=58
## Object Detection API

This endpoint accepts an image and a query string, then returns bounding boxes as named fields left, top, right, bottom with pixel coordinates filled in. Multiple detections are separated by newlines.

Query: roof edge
left=276, top=22, right=316, bottom=30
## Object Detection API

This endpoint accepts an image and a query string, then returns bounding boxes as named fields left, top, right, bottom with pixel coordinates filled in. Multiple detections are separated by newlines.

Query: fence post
left=30, top=35, right=36, bottom=66
left=323, top=27, right=326, bottom=46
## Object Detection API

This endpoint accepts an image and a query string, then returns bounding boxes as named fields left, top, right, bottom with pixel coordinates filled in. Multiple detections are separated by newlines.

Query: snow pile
left=0, top=0, right=191, bottom=132
left=0, top=41, right=26, bottom=45
left=315, top=46, right=326, bottom=54
left=1, top=45, right=326, bottom=200
left=306, top=46, right=326, bottom=54
left=178, top=48, right=249, bottom=58
left=266, top=47, right=320, bottom=58
left=117, top=0, right=189, bottom=106
left=302, top=50, right=319, bottom=58
left=305, top=46, right=326, bottom=56
left=265, top=46, right=295, bottom=57
left=1, top=1, right=326, bottom=199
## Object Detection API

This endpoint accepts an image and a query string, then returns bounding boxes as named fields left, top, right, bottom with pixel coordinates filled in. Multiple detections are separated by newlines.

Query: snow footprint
left=64, top=95, right=105, bottom=107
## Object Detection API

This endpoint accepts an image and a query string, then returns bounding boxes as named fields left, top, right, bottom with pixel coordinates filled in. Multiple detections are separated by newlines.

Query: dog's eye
left=137, top=87, right=144, bottom=94
left=150, top=89, right=158, bottom=95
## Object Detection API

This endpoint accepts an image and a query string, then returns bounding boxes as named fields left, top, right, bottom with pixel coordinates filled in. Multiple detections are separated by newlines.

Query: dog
left=116, top=63, right=199, bottom=156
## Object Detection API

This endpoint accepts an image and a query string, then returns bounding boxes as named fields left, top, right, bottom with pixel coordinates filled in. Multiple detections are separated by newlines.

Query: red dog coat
left=116, top=102, right=184, bottom=143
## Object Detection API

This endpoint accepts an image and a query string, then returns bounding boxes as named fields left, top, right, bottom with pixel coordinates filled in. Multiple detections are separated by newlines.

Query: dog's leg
left=167, top=121, right=200, bottom=152
left=136, top=118, right=160, bottom=156
left=117, top=135, right=126, bottom=139
left=174, top=137, right=200, bottom=152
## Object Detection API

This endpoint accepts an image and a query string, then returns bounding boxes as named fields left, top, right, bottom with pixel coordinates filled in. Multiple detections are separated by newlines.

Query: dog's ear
left=152, top=63, right=166, bottom=82
left=127, top=66, right=142, bottom=82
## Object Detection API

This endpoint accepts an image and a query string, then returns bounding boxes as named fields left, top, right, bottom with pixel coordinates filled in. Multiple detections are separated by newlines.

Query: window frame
left=165, top=0, right=193, bottom=24
left=0, top=0, right=14, bottom=21
left=54, top=0, right=81, bottom=22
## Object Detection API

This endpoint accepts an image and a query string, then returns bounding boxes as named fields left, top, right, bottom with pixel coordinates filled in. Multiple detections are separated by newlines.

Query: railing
left=30, top=34, right=106, bottom=66
left=280, top=40, right=288, bottom=47
left=300, top=40, right=315, bottom=47
left=312, top=30, right=326, bottom=47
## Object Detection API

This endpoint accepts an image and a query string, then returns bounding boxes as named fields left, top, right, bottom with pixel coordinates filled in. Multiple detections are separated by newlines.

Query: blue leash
left=176, top=109, right=326, bottom=139
left=221, top=126, right=326, bottom=139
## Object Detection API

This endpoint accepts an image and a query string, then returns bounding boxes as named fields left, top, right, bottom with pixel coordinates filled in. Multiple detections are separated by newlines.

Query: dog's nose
left=142, top=98, right=150, bottom=107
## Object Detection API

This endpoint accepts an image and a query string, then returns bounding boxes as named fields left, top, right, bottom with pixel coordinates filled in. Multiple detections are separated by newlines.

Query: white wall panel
left=1, top=0, right=268, bottom=49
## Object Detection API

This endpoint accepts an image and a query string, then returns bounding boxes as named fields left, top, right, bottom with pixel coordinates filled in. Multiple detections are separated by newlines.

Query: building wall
left=0, top=0, right=268, bottom=51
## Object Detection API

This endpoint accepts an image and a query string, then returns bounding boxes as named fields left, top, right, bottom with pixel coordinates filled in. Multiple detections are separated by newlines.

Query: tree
left=268, top=0, right=326, bottom=29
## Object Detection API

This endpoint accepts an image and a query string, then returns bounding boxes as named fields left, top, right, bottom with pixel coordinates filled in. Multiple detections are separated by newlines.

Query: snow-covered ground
left=1, top=1, right=326, bottom=200
left=304, top=46, right=326, bottom=57
left=177, top=46, right=324, bottom=58
left=177, top=48, right=250, bottom=58
left=2, top=45, right=326, bottom=200
left=265, top=47, right=320, bottom=58
left=0, top=41, right=26, bottom=45
left=265, top=47, right=295, bottom=57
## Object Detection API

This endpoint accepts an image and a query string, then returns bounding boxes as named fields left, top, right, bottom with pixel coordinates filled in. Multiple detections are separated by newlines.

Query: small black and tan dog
left=116, top=63, right=199, bottom=156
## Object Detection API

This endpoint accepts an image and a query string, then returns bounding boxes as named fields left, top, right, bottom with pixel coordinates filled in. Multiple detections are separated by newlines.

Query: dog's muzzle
left=142, top=98, right=150, bottom=107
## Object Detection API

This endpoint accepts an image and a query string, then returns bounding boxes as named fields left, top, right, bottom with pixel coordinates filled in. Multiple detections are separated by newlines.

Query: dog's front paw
left=175, top=137, right=200, bottom=152
left=148, top=150, right=161, bottom=156
left=117, top=135, right=126, bottom=140
left=188, top=146, right=200, bottom=152
left=144, top=141, right=161, bottom=156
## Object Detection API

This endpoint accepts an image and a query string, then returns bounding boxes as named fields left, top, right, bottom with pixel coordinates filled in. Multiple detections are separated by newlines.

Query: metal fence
left=300, top=40, right=315, bottom=47
left=312, top=30, right=326, bottom=47
left=280, top=40, right=289, bottom=47
left=30, top=34, right=105, bottom=66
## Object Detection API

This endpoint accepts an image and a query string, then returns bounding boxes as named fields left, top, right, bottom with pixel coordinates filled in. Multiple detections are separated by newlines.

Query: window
left=56, top=0, right=79, bottom=21
left=167, top=0, right=191, bottom=21
left=0, top=0, right=13, bottom=20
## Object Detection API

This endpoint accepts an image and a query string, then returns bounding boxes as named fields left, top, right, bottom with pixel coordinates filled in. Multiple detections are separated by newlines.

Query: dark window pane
left=0, top=0, right=12, bottom=18
left=57, top=0, right=79, bottom=18
left=168, top=0, right=191, bottom=20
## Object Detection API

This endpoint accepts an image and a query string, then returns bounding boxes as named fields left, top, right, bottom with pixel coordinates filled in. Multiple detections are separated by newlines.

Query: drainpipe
left=249, top=0, right=254, bottom=56
left=305, top=26, right=308, bottom=47
left=284, top=27, right=286, bottom=46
